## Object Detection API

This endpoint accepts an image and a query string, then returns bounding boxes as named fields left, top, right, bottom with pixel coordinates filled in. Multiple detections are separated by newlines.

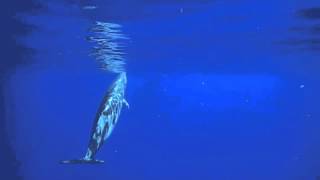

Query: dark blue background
left=1, top=0, right=320, bottom=179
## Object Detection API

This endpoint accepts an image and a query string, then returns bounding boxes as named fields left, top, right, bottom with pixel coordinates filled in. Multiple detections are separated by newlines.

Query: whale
left=61, top=72, right=129, bottom=164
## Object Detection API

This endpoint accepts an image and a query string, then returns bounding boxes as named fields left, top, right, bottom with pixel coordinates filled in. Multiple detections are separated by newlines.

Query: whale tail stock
left=60, top=158, right=104, bottom=164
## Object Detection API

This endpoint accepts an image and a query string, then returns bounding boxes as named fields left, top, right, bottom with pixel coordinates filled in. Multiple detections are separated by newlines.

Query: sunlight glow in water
left=88, top=21, right=129, bottom=73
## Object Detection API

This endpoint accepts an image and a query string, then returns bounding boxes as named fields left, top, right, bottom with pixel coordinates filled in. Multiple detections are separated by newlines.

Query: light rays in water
left=87, top=21, right=129, bottom=73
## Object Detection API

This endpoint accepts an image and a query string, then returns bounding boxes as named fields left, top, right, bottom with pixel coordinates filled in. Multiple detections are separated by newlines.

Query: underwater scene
left=2, top=0, right=320, bottom=179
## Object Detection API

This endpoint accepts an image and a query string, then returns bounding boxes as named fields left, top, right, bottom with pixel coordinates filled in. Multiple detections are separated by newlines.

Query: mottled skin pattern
left=84, top=72, right=128, bottom=161
left=60, top=72, right=128, bottom=164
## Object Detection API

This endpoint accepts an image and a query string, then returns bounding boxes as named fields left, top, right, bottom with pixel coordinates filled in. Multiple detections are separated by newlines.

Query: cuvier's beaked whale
left=61, top=72, right=129, bottom=164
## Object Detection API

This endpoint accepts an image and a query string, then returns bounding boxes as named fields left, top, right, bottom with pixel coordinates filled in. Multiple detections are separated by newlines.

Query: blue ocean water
left=2, top=0, right=320, bottom=179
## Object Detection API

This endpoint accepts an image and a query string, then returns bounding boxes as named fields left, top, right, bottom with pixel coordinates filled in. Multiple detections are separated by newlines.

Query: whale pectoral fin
left=123, top=99, right=129, bottom=109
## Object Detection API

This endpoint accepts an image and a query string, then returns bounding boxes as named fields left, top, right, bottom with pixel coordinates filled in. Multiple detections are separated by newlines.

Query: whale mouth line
left=60, top=159, right=104, bottom=164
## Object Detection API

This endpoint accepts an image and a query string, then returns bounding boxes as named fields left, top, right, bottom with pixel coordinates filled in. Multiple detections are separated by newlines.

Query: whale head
left=109, top=72, right=127, bottom=98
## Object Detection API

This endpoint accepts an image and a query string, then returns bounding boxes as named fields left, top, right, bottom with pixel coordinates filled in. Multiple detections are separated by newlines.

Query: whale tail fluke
left=60, top=159, right=104, bottom=164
